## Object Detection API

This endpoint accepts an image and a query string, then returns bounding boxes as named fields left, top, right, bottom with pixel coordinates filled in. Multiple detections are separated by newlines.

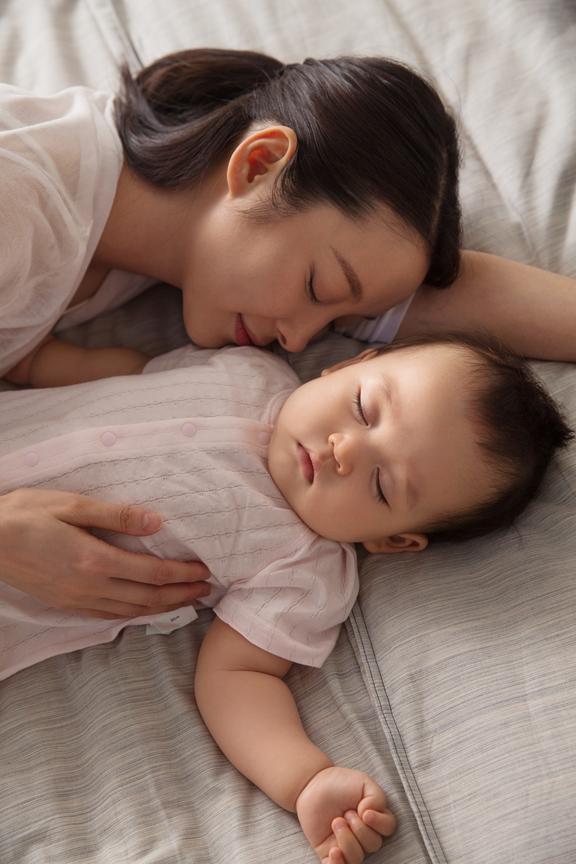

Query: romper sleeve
left=0, top=85, right=122, bottom=375
left=213, top=533, right=359, bottom=667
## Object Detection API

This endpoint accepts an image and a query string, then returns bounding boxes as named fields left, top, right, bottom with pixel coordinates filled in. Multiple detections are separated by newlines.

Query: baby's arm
left=4, top=336, right=149, bottom=387
left=195, top=617, right=396, bottom=863
left=400, top=251, right=576, bottom=361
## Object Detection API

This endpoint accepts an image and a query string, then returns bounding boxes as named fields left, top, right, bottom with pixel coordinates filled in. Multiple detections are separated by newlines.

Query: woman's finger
left=105, top=548, right=210, bottom=587
left=67, top=525, right=210, bottom=589
left=71, top=608, right=133, bottom=620
left=49, top=491, right=165, bottom=536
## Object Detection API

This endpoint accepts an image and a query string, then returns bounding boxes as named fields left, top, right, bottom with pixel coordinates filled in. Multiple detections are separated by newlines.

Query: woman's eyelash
left=354, top=389, right=368, bottom=425
left=306, top=267, right=320, bottom=304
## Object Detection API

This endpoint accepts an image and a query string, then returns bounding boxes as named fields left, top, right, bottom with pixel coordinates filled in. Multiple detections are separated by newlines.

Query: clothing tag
left=144, top=605, right=199, bottom=635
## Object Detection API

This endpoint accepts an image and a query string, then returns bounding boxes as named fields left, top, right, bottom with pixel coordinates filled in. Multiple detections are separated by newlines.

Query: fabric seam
left=345, top=604, right=448, bottom=864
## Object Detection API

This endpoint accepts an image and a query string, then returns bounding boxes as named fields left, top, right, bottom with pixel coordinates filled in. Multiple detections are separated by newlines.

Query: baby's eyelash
left=306, top=267, right=320, bottom=304
left=354, top=389, right=368, bottom=425
left=353, top=390, right=387, bottom=505
left=373, top=470, right=388, bottom=505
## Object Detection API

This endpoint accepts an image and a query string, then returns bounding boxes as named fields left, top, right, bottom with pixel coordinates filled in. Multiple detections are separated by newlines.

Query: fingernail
left=142, top=511, right=161, bottom=531
left=344, top=810, right=356, bottom=822
left=333, top=818, right=347, bottom=832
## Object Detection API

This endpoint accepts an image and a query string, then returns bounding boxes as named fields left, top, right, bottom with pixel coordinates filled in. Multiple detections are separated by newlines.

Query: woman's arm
left=195, top=617, right=395, bottom=863
left=399, top=251, right=576, bottom=361
left=4, top=336, right=149, bottom=387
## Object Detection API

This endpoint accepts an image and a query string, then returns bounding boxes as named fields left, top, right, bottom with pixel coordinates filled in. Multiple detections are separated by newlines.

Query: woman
left=1, top=49, right=574, bottom=617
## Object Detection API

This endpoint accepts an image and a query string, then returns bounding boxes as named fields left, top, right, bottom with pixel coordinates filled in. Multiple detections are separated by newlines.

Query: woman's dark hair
left=375, top=332, right=574, bottom=543
left=114, top=48, right=461, bottom=287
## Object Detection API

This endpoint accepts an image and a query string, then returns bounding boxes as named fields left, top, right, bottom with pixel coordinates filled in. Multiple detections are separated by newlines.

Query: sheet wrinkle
left=346, top=604, right=445, bottom=864
left=84, top=0, right=144, bottom=72
left=382, top=2, right=539, bottom=262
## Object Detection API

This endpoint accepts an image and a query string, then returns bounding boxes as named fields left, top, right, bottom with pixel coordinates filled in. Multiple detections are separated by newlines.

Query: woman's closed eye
left=306, top=266, right=320, bottom=304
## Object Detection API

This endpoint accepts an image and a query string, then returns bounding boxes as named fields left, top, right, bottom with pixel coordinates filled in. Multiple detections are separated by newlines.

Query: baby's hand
left=295, top=766, right=396, bottom=863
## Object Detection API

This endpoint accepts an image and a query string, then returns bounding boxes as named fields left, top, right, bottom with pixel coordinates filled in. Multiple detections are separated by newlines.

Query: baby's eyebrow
left=331, top=247, right=364, bottom=302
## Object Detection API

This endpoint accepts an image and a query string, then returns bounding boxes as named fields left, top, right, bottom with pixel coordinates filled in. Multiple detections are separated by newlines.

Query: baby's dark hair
left=115, top=48, right=461, bottom=288
left=377, top=332, right=574, bottom=542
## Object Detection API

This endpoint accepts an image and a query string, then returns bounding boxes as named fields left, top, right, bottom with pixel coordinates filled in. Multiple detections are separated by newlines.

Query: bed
left=0, top=1, right=575, bottom=862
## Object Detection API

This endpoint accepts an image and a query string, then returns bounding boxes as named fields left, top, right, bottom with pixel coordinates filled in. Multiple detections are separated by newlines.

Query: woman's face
left=180, top=199, right=429, bottom=352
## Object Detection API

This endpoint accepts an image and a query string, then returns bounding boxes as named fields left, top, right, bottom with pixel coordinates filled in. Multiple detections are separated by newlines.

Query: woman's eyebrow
left=331, top=247, right=364, bottom=302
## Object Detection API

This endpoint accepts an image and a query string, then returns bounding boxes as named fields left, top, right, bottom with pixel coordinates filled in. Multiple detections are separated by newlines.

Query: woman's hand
left=296, top=766, right=396, bottom=864
left=0, top=488, right=211, bottom=617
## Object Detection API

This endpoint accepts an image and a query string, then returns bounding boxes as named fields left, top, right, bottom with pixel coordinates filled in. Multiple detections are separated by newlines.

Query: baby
left=0, top=334, right=571, bottom=864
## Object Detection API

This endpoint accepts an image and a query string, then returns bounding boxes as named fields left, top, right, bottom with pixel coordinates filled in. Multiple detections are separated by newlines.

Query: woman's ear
left=321, top=348, right=380, bottom=377
left=227, top=126, right=297, bottom=198
left=362, top=533, right=429, bottom=554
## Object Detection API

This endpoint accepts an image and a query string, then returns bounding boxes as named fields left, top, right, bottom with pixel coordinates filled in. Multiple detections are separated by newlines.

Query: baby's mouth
left=297, top=443, right=314, bottom=483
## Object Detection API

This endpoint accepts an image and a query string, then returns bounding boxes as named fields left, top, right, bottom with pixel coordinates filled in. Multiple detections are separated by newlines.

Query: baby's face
left=267, top=344, right=499, bottom=550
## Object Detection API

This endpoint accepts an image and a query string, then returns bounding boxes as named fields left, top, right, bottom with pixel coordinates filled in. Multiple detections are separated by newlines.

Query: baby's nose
left=328, top=433, right=353, bottom=476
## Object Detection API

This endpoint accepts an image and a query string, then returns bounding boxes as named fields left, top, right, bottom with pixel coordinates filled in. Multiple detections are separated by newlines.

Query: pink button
left=181, top=422, right=197, bottom=437
left=258, top=429, right=271, bottom=445
left=100, top=431, right=117, bottom=447
left=22, top=451, right=39, bottom=467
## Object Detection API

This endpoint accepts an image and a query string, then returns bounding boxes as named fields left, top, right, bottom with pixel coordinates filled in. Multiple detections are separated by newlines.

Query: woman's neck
left=93, top=165, right=213, bottom=287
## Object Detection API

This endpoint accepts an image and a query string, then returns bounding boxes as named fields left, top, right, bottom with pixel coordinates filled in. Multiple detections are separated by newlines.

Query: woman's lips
left=235, top=314, right=255, bottom=347
left=297, top=443, right=315, bottom=483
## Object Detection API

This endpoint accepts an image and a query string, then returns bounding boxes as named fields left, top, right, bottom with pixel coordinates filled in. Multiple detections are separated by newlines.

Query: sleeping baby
left=0, top=333, right=571, bottom=864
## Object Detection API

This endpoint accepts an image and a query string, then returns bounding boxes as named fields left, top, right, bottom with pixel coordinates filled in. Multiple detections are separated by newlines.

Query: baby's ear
left=321, top=348, right=380, bottom=377
left=363, top=533, right=428, bottom=554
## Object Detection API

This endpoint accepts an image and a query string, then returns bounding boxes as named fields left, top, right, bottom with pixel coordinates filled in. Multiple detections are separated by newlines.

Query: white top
left=0, top=346, right=358, bottom=679
left=340, top=293, right=415, bottom=343
left=0, top=84, right=154, bottom=376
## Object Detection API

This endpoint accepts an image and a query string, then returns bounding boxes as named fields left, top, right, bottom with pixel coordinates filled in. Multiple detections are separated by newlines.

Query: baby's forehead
left=372, top=341, right=479, bottom=372
left=367, top=343, right=486, bottom=418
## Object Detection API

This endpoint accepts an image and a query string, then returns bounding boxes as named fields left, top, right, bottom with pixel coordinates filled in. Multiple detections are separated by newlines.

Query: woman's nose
left=276, top=317, right=325, bottom=353
left=328, top=432, right=354, bottom=476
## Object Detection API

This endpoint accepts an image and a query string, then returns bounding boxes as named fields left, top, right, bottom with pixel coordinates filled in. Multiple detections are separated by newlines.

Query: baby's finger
left=343, top=810, right=383, bottom=854
left=332, top=818, right=364, bottom=864
left=321, top=848, right=346, bottom=864
left=357, top=780, right=389, bottom=815
left=361, top=808, right=397, bottom=837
